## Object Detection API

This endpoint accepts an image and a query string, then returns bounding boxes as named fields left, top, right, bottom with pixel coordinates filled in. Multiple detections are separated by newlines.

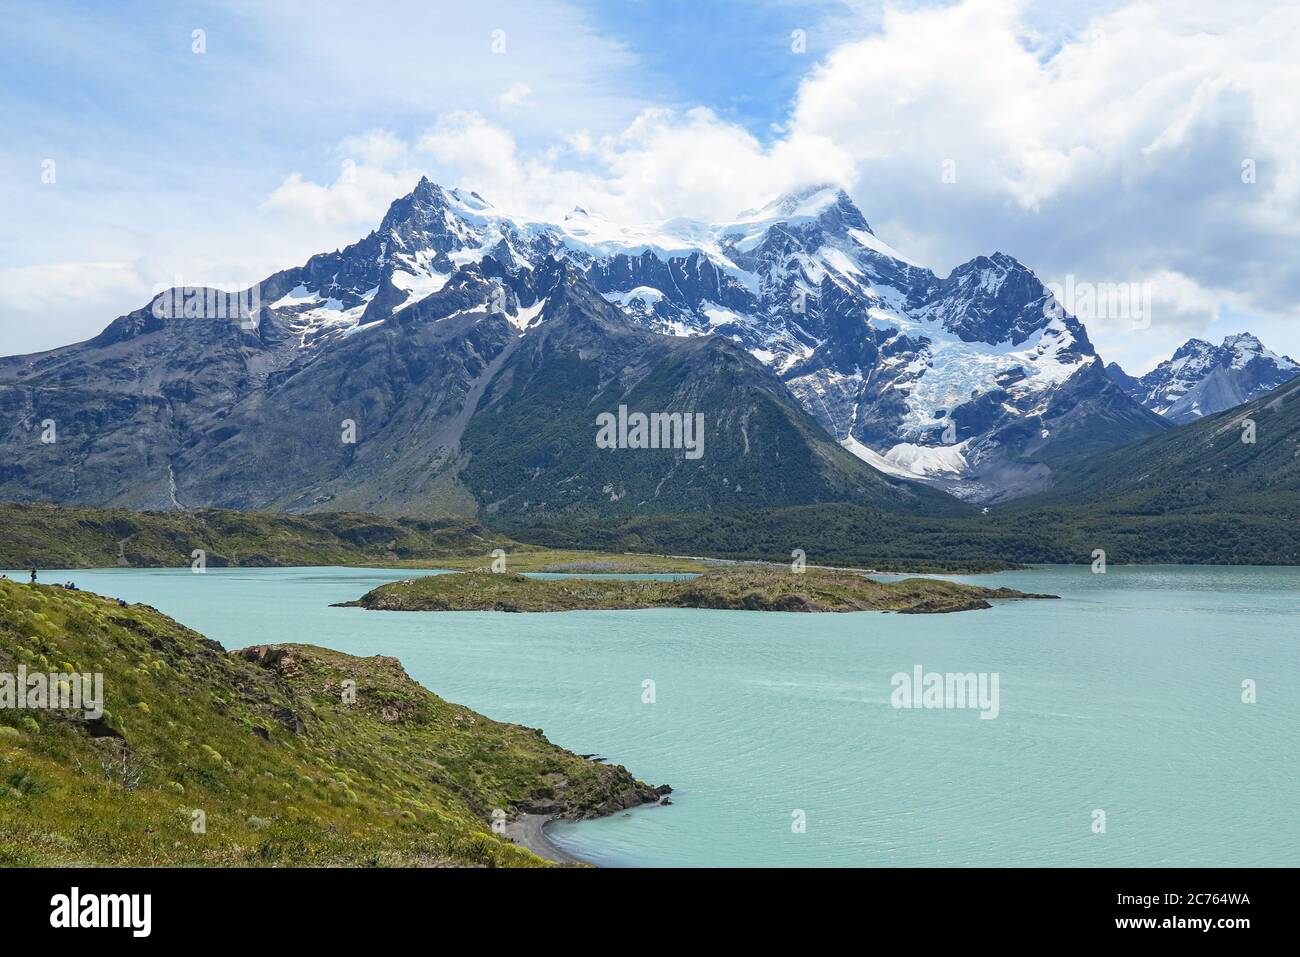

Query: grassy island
left=339, top=569, right=1058, bottom=614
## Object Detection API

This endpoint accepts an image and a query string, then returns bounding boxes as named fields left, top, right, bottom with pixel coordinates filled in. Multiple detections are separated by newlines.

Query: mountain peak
left=1172, top=337, right=1215, bottom=359
left=379, top=177, right=449, bottom=232
left=733, top=183, right=869, bottom=234
left=945, top=251, right=1037, bottom=292
left=776, top=181, right=846, bottom=206
left=1222, top=332, right=1263, bottom=353
left=1219, top=331, right=1297, bottom=371
left=923, top=250, right=1065, bottom=347
left=1124, top=331, right=1300, bottom=423
left=988, top=250, right=1026, bottom=268
left=1219, top=333, right=1263, bottom=367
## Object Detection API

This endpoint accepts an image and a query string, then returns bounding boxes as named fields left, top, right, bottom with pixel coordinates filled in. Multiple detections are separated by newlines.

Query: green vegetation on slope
left=500, top=508, right=1032, bottom=571
left=1029, top=376, right=1300, bottom=516
left=342, top=570, right=1055, bottom=614
left=6, top=492, right=1296, bottom=573
left=492, top=378, right=1300, bottom=568
left=0, top=579, right=664, bottom=866
left=407, top=548, right=706, bottom=574
left=501, top=497, right=1300, bottom=568
left=0, top=503, right=714, bottom=572
left=459, top=327, right=966, bottom=519
left=0, top=503, right=514, bottom=569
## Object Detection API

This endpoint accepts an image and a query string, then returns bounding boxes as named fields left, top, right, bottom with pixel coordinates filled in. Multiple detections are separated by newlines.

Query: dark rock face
left=82, top=715, right=125, bottom=739
left=587, top=250, right=755, bottom=315
left=913, top=252, right=1065, bottom=346
left=238, top=645, right=304, bottom=676
left=1109, top=333, right=1300, bottom=424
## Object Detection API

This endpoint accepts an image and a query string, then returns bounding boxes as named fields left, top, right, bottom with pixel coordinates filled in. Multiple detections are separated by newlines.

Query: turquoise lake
left=6, top=564, right=1296, bottom=867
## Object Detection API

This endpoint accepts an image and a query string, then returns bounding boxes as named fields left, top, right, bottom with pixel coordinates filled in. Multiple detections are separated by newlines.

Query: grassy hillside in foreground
left=342, top=570, right=1056, bottom=614
left=0, top=579, right=664, bottom=866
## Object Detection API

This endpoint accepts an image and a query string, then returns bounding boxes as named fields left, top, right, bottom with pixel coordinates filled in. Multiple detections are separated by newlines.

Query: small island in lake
left=337, top=570, right=1059, bottom=614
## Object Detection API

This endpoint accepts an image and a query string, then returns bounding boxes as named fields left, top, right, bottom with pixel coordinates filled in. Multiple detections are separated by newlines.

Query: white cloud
left=499, top=83, right=533, bottom=109
left=0, top=261, right=147, bottom=354
left=0, top=261, right=147, bottom=313
left=402, top=105, right=853, bottom=226
left=8, top=0, right=1300, bottom=372
left=233, top=0, right=647, bottom=139
left=1143, top=271, right=1226, bottom=337
left=263, top=159, right=426, bottom=227
left=781, top=0, right=1300, bottom=368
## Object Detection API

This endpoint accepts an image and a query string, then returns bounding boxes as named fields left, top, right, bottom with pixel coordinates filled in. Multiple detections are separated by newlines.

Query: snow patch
left=848, top=228, right=919, bottom=267
left=883, top=441, right=969, bottom=477
left=605, top=286, right=666, bottom=308
left=508, top=297, right=547, bottom=332
left=841, top=436, right=969, bottom=480
left=269, top=284, right=318, bottom=309
left=703, top=305, right=746, bottom=328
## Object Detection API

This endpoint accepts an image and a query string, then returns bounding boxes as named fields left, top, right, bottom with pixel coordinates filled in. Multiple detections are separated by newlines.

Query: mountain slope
left=457, top=261, right=958, bottom=518
left=490, top=377, right=1300, bottom=567
left=505, top=375, right=1300, bottom=565
left=1031, top=374, right=1300, bottom=515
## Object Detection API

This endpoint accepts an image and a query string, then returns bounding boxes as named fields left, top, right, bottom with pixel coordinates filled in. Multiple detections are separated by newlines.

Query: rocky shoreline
left=504, top=783, right=672, bottom=865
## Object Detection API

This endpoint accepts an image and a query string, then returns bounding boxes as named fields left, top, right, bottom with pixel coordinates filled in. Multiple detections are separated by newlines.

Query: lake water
left=6, top=564, right=1296, bottom=867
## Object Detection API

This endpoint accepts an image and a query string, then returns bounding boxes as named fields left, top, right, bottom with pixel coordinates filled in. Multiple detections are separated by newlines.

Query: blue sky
left=0, top=0, right=837, bottom=223
left=585, top=0, right=831, bottom=135
left=2, top=0, right=1297, bottom=373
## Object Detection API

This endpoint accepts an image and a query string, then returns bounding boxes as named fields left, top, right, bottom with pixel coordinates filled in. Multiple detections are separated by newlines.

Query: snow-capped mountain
left=0, top=178, right=1170, bottom=509
left=1107, top=334, right=1300, bottom=424
left=250, top=178, right=1167, bottom=501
